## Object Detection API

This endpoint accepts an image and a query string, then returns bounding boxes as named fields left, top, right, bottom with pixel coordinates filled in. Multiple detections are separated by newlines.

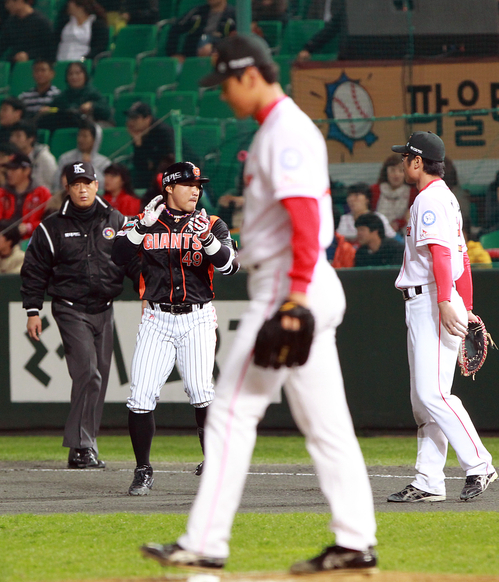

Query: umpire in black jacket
left=21, top=162, right=140, bottom=469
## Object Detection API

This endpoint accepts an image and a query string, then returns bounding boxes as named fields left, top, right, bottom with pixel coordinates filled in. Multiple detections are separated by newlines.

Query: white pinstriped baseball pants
left=407, top=287, right=494, bottom=495
left=177, top=254, right=377, bottom=558
left=127, top=302, right=217, bottom=412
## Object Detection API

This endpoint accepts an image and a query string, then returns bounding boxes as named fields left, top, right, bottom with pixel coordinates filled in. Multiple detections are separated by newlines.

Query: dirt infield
left=1, top=461, right=498, bottom=514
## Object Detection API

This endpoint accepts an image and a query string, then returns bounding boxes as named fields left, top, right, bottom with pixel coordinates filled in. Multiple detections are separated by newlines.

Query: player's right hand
left=139, top=195, right=165, bottom=229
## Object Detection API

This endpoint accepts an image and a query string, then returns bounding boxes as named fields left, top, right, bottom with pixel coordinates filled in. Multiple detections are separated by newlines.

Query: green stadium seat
left=35, top=0, right=58, bottom=22
left=100, top=127, right=133, bottom=158
left=273, top=54, right=293, bottom=93
left=112, top=24, right=158, bottom=58
left=135, top=57, right=177, bottom=93
left=220, top=119, right=258, bottom=161
left=257, top=20, right=282, bottom=51
left=37, top=128, right=50, bottom=145
left=0, top=61, right=11, bottom=93
left=113, top=92, right=156, bottom=126
left=9, top=60, right=34, bottom=96
left=464, top=184, right=488, bottom=197
left=480, top=230, right=499, bottom=249
left=280, top=19, right=324, bottom=56
left=156, top=23, right=172, bottom=56
left=50, top=127, right=79, bottom=159
left=177, top=57, right=212, bottom=91
left=156, top=90, right=198, bottom=119
left=92, top=58, right=135, bottom=98
left=203, top=158, right=241, bottom=200
left=53, top=60, right=92, bottom=91
left=198, top=90, right=233, bottom=119
left=159, top=0, right=176, bottom=20
left=182, top=124, right=222, bottom=162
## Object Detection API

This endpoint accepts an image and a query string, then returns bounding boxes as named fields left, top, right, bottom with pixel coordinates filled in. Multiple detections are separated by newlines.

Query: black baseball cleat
left=290, top=544, right=378, bottom=574
left=194, top=461, right=204, bottom=476
left=68, top=448, right=106, bottom=469
left=460, top=471, right=498, bottom=501
left=141, top=542, right=225, bottom=570
left=128, top=465, right=154, bottom=496
left=387, top=484, right=445, bottom=502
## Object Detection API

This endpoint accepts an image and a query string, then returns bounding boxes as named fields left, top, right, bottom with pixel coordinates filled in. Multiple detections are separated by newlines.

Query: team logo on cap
left=102, top=227, right=116, bottom=240
left=73, top=163, right=85, bottom=173
left=325, top=72, right=378, bottom=153
left=193, top=166, right=200, bottom=176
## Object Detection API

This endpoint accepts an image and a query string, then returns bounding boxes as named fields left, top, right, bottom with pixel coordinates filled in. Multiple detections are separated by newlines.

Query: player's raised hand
left=140, top=195, right=165, bottom=229
left=189, top=208, right=210, bottom=240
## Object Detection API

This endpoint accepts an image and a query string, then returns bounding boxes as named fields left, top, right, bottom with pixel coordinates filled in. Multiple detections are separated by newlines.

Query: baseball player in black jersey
left=112, top=161, right=239, bottom=495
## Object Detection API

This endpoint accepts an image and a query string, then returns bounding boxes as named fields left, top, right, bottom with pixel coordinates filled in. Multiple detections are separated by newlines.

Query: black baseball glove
left=458, top=316, right=497, bottom=379
left=254, top=301, right=315, bottom=369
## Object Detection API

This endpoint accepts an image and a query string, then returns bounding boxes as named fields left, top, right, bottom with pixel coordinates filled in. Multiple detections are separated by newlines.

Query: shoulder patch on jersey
left=102, top=227, right=116, bottom=240
left=280, top=148, right=302, bottom=170
left=422, top=210, right=436, bottom=226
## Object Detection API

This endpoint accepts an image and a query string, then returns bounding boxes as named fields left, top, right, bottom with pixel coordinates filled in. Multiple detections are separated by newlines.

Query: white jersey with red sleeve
left=238, top=97, right=333, bottom=269
left=395, top=179, right=466, bottom=289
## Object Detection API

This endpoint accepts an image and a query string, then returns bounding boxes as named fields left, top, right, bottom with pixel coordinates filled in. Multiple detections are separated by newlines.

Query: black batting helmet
left=162, top=162, right=209, bottom=197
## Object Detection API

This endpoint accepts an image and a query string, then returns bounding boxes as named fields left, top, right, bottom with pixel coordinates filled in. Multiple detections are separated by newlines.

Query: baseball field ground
left=1, top=435, right=499, bottom=582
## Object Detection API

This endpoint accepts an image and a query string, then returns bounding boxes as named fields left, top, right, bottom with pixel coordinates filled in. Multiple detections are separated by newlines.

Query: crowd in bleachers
left=0, top=0, right=498, bottom=272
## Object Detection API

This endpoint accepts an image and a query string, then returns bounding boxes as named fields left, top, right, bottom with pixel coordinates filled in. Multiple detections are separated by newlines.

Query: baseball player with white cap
left=141, top=33, right=377, bottom=574
left=387, top=131, right=496, bottom=503
left=112, top=161, right=238, bottom=496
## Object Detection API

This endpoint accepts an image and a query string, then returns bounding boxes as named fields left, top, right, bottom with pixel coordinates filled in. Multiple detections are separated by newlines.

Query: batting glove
left=188, top=208, right=210, bottom=240
left=127, top=195, right=165, bottom=244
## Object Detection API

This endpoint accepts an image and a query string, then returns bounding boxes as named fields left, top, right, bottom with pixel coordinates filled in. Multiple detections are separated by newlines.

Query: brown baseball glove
left=458, top=316, right=497, bottom=379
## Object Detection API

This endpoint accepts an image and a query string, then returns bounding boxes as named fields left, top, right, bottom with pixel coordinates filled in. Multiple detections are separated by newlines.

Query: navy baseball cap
left=65, top=161, right=97, bottom=184
left=199, top=33, right=273, bottom=87
left=392, top=131, right=445, bottom=162
left=4, top=152, right=31, bottom=169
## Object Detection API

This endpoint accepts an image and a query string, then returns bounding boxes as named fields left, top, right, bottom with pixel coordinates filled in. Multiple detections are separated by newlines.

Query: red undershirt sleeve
left=455, top=251, right=473, bottom=311
left=428, top=243, right=453, bottom=304
left=280, top=197, right=320, bottom=294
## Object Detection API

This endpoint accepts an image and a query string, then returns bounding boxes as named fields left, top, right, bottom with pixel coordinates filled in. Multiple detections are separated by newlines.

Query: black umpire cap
left=392, top=131, right=445, bottom=162
left=65, top=161, right=97, bottom=185
left=200, top=33, right=273, bottom=87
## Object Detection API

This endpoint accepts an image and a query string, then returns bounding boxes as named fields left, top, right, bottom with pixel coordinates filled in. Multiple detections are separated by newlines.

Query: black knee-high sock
left=195, top=406, right=208, bottom=455
left=128, top=410, right=155, bottom=467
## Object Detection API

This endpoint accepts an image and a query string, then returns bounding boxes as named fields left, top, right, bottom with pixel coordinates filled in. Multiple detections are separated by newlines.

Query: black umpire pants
left=52, top=301, right=114, bottom=453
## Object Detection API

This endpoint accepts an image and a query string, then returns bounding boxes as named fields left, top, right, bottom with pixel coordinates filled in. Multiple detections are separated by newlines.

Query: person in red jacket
left=102, top=163, right=141, bottom=217
left=0, top=152, right=52, bottom=239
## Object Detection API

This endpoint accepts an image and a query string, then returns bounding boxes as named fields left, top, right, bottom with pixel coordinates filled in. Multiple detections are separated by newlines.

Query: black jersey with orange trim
left=112, top=207, right=238, bottom=304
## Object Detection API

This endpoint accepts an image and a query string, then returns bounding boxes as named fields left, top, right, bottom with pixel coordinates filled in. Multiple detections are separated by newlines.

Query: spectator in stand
left=462, top=218, right=492, bottom=267
left=54, top=0, right=109, bottom=62
left=166, top=0, right=236, bottom=61
left=53, top=120, right=111, bottom=191
left=0, top=152, right=52, bottom=239
left=125, top=102, right=175, bottom=189
left=102, top=163, right=141, bottom=216
left=121, top=0, right=159, bottom=24
left=370, top=153, right=417, bottom=235
left=297, top=0, right=346, bottom=61
left=0, top=143, right=20, bottom=188
left=0, top=97, right=25, bottom=144
left=19, top=59, right=62, bottom=118
left=327, top=205, right=355, bottom=268
left=483, top=170, right=499, bottom=234
left=251, top=0, right=288, bottom=25
left=354, top=212, right=404, bottom=267
left=38, top=61, right=112, bottom=131
left=0, top=220, right=24, bottom=273
left=10, top=121, right=58, bottom=190
left=443, top=156, right=470, bottom=226
left=336, top=182, right=396, bottom=244
left=0, top=0, right=53, bottom=63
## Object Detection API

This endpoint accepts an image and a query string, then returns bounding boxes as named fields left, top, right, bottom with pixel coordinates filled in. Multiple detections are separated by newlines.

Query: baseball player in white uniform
left=112, top=162, right=239, bottom=495
left=141, top=34, right=378, bottom=574
left=388, top=131, right=496, bottom=502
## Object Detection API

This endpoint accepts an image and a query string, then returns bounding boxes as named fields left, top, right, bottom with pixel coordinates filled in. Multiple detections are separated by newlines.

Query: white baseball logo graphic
left=73, top=163, right=85, bottom=173
left=332, top=81, right=374, bottom=140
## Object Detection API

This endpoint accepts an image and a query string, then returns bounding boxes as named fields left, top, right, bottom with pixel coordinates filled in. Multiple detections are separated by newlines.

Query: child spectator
left=102, top=163, right=141, bottom=216
left=370, top=153, right=417, bottom=234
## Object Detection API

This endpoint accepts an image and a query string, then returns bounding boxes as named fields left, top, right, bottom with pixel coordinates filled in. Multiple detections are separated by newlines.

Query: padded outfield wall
left=1, top=268, right=498, bottom=432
